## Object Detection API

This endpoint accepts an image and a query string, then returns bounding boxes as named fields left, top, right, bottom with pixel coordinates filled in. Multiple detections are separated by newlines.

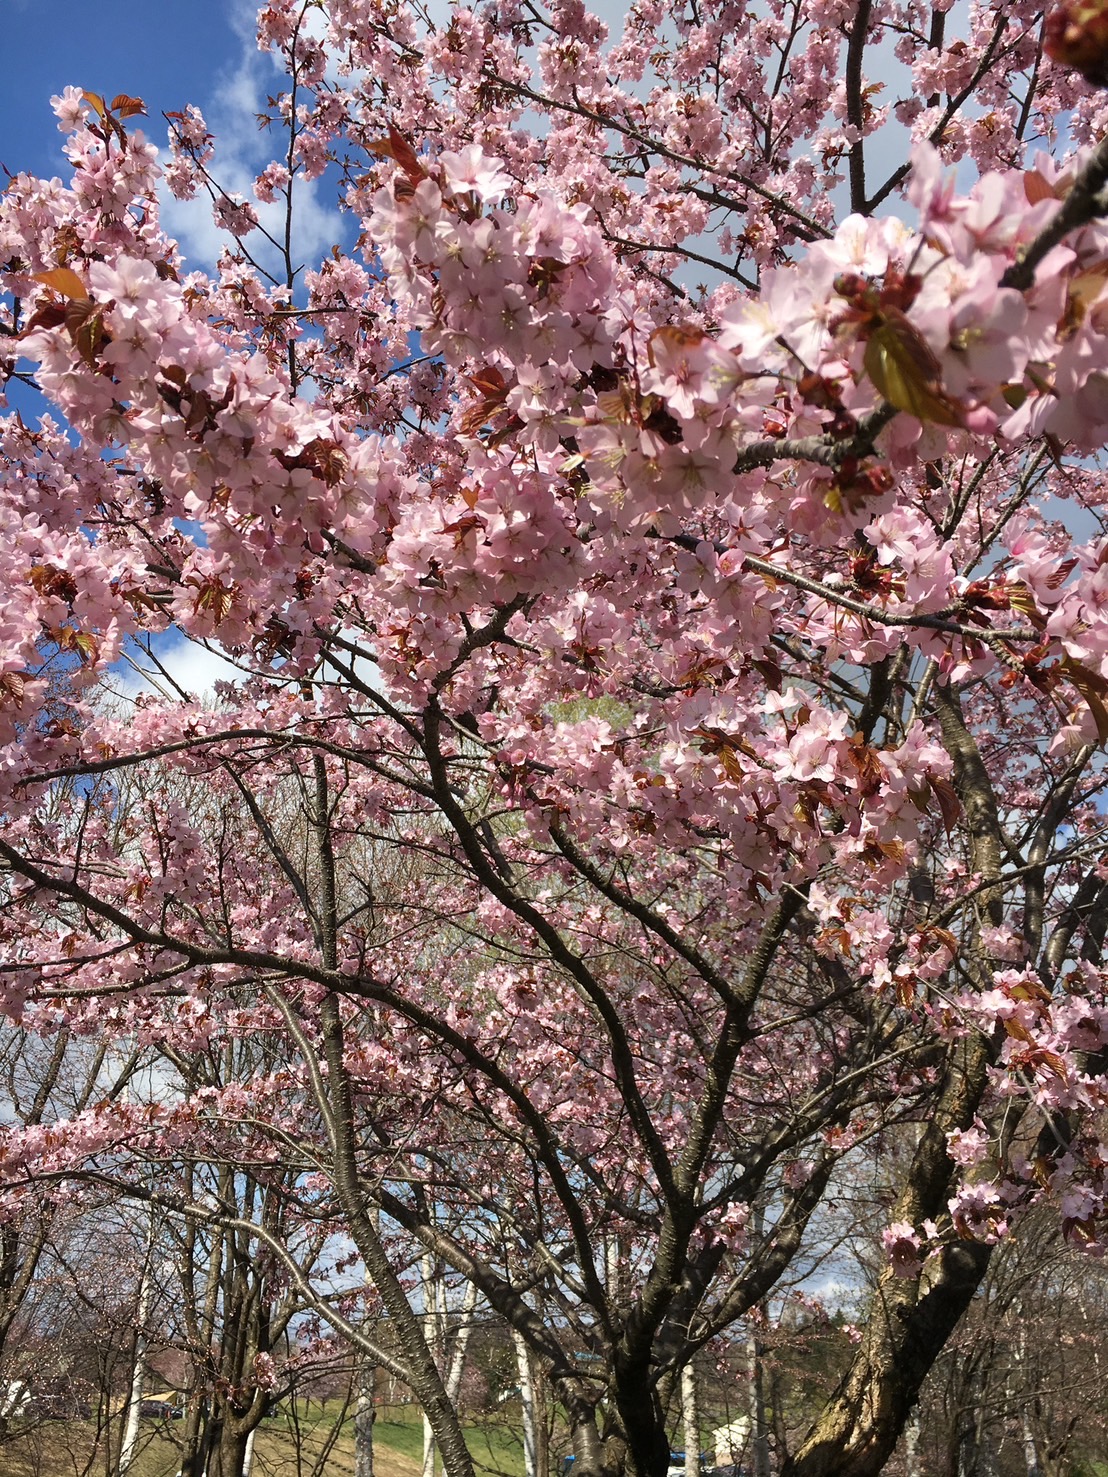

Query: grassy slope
left=2, top=1401, right=526, bottom=1477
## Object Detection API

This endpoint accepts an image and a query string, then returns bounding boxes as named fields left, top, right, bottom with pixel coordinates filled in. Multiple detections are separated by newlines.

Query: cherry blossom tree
left=0, top=1021, right=138, bottom=1444
left=6, top=1, right=1108, bottom=1474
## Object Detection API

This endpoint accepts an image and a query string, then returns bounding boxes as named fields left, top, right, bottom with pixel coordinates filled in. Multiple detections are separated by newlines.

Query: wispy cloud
left=156, top=0, right=343, bottom=279
left=110, top=634, right=245, bottom=706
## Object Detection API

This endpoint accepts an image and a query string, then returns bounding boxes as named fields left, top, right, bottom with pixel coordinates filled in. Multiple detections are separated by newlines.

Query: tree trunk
left=681, top=1364, right=699, bottom=1477
left=314, top=826, right=476, bottom=1477
left=176, top=1397, right=210, bottom=1477
left=210, top=1422, right=251, bottom=1477
left=178, top=1173, right=225, bottom=1477
left=421, top=1258, right=478, bottom=1477
left=904, top=1410, right=922, bottom=1477
left=515, top=1328, right=539, bottom=1477
left=355, top=1357, right=377, bottom=1477
left=1015, top=1314, right=1042, bottom=1477
left=749, top=1323, right=771, bottom=1477
left=782, top=1034, right=993, bottom=1477
left=445, top=1277, right=478, bottom=1402
left=609, top=1357, right=670, bottom=1477
left=422, top=1251, right=442, bottom=1477
left=118, top=1223, right=154, bottom=1476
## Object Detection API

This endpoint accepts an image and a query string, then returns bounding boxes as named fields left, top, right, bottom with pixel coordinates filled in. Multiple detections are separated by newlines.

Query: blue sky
left=2, top=0, right=343, bottom=276
left=1, top=1, right=243, bottom=183
left=1, top=1, right=354, bottom=702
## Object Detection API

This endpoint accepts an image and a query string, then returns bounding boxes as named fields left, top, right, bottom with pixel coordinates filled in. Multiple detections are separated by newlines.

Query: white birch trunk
left=421, top=1259, right=477, bottom=1477
left=904, top=1409, right=922, bottom=1477
left=118, top=1249, right=152, bottom=1475
left=514, top=1328, right=538, bottom=1477
left=1017, top=1314, right=1042, bottom=1477
left=422, top=1252, right=440, bottom=1477
left=355, top=1356, right=376, bottom=1477
left=604, top=1236, right=618, bottom=1297
left=242, top=1427, right=257, bottom=1477
left=1021, top=1407, right=1040, bottom=1477
left=682, top=1364, right=700, bottom=1477
left=749, top=1326, right=771, bottom=1477
left=444, top=1278, right=479, bottom=1401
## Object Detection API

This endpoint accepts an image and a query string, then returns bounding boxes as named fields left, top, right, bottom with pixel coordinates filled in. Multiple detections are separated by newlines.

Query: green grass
left=1, top=1399, right=527, bottom=1477
left=373, top=1409, right=426, bottom=1463
left=463, top=1421, right=527, bottom=1477
left=365, top=1402, right=526, bottom=1477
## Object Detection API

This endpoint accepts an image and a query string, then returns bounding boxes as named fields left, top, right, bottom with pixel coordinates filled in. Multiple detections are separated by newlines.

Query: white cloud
left=110, top=634, right=245, bottom=706
left=156, top=0, right=343, bottom=279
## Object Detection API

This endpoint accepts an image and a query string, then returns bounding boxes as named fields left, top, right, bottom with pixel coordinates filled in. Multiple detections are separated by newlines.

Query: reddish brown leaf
left=301, top=438, right=349, bottom=486
left=1024, top=169, right=1058, bottom=205
left=845, top=734, right=884, bottom=796
left=29, top=564, right=79, bottom=603
left=0, top=672, right=27, bottom=703
left=32, top=267, right=89, bottom=301
left=65, top=299, right=108, bottom=366
left=387, top=122, right=427, bottom=185
left=466, top=365, right=508, bottom=399
left=895, top=973, right=917, bottom=1006
left=929, top=774, right=962, bottom=835
left=485, top=414, right=524, bottom=448
left=110, top=94, right=147, bottom=118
